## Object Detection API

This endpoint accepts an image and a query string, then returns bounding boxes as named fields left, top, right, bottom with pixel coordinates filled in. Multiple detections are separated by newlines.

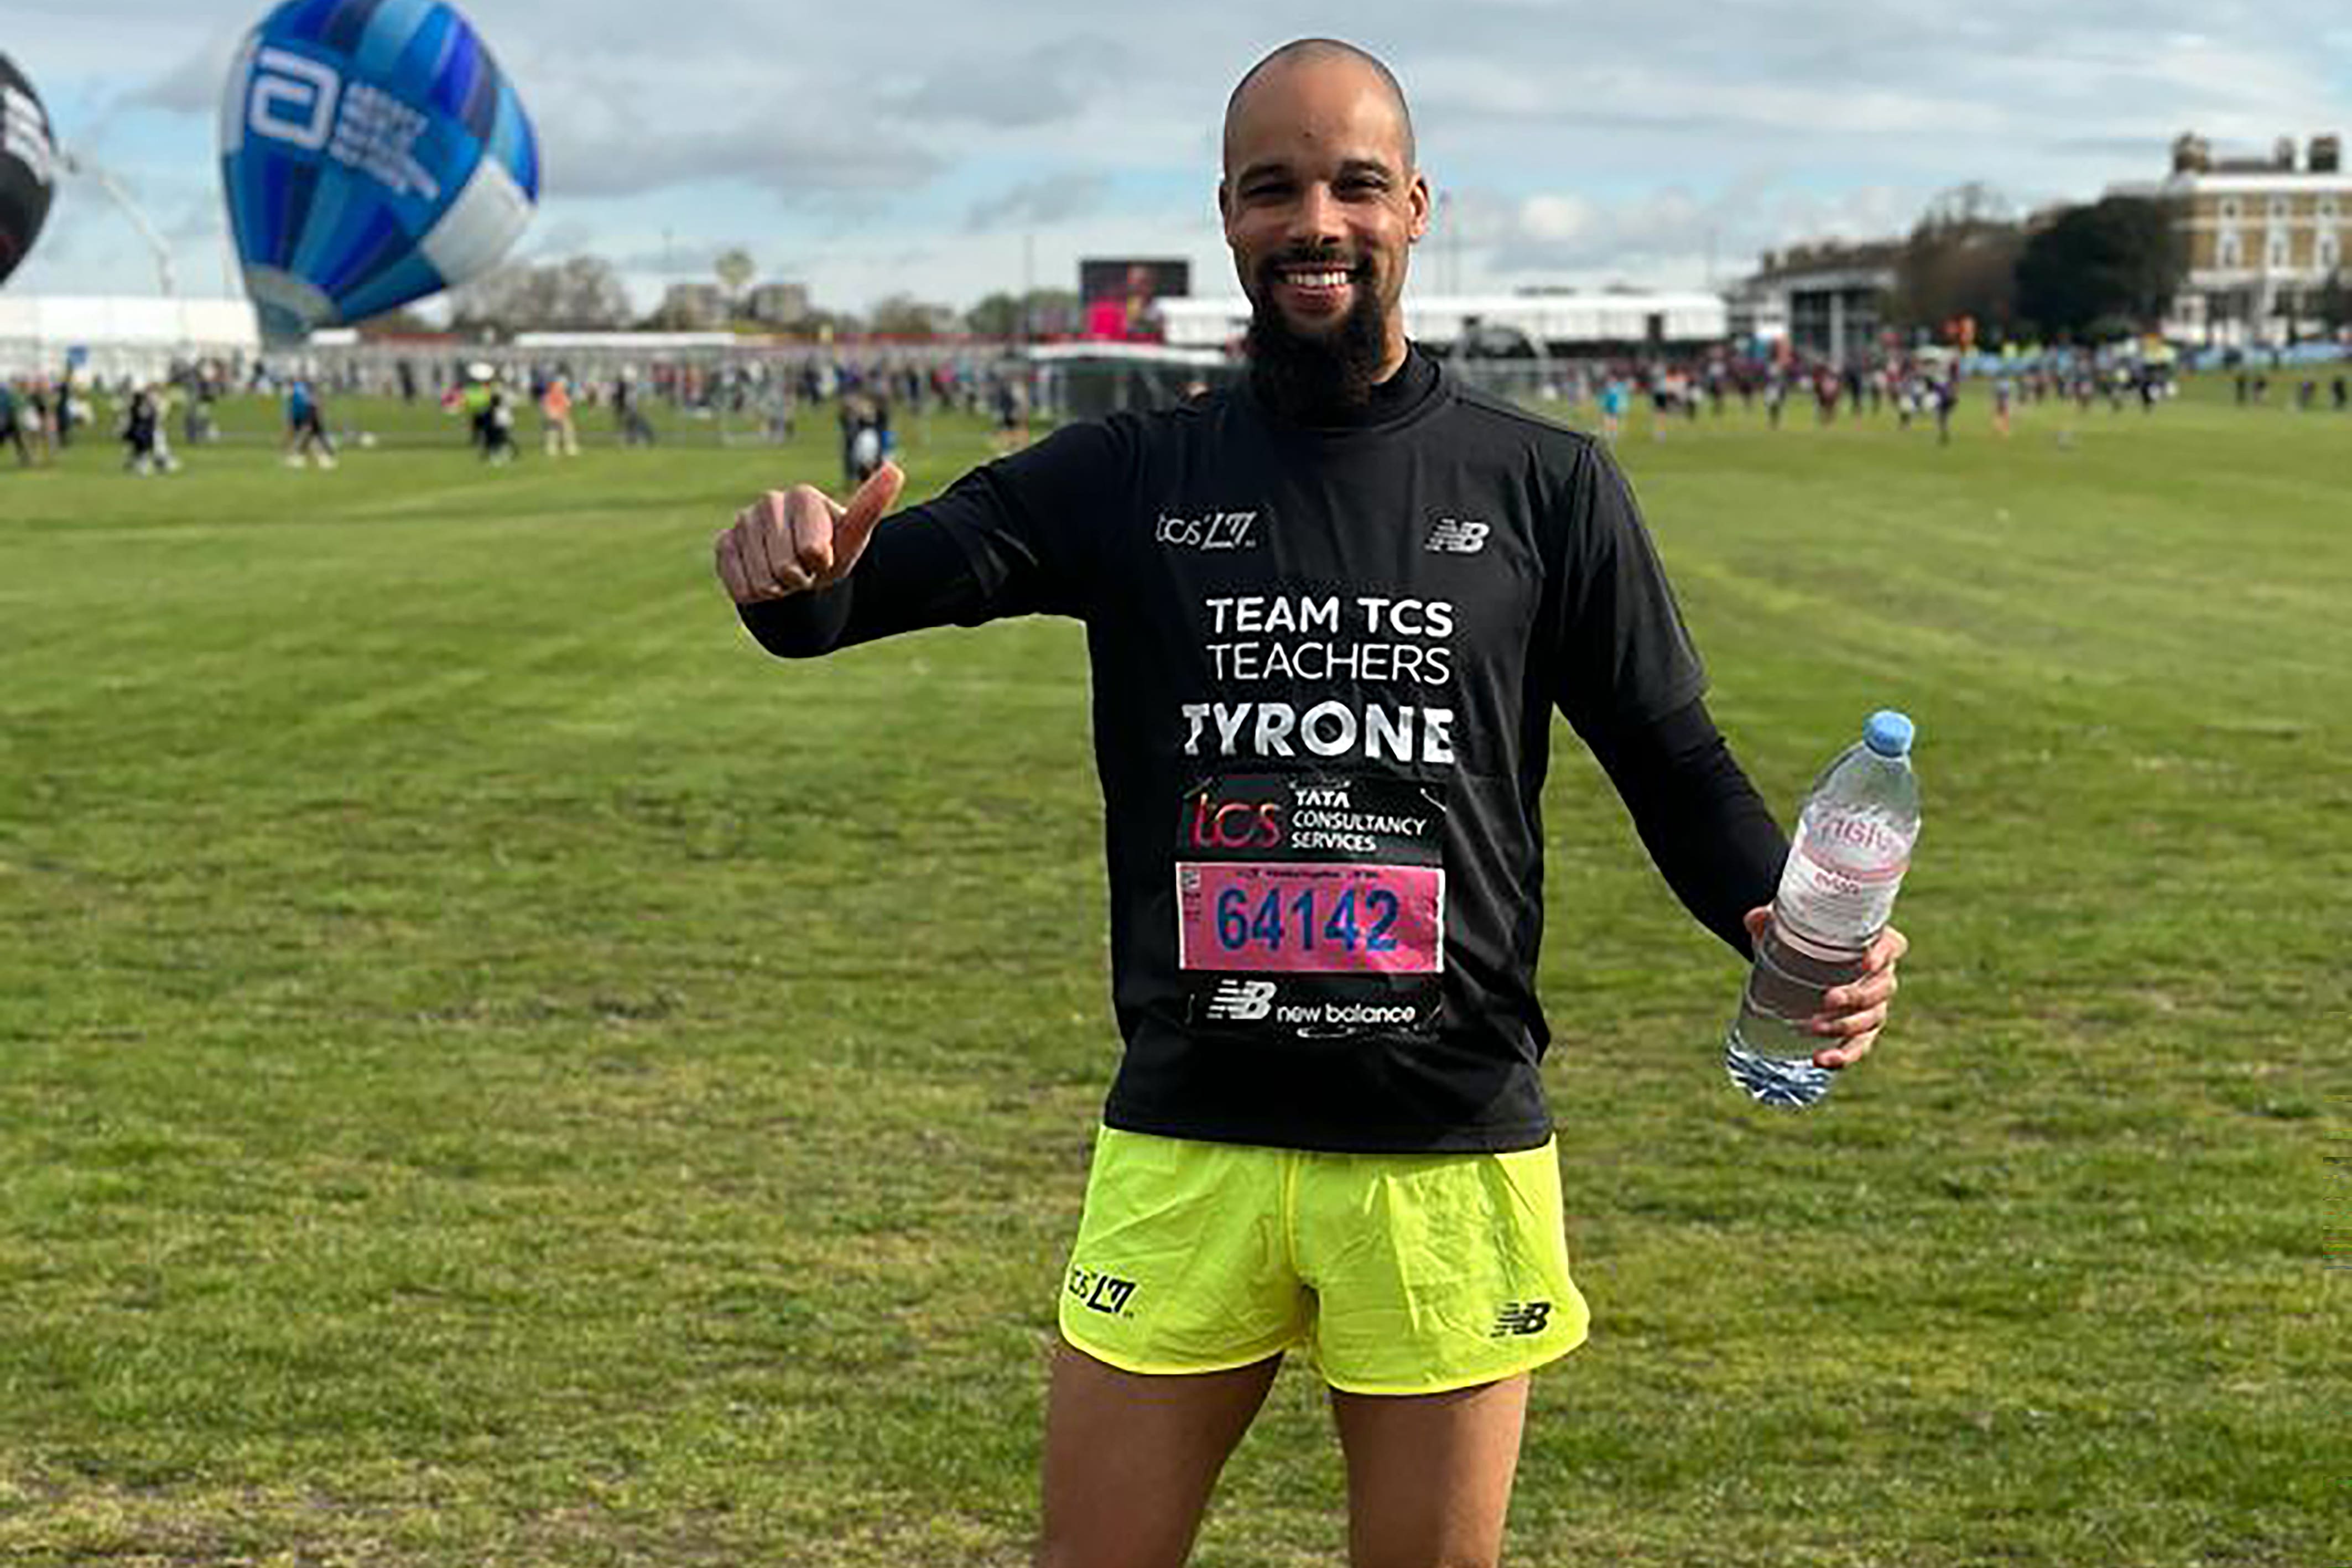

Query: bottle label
left=1778, top=814, right=1907, bottom=946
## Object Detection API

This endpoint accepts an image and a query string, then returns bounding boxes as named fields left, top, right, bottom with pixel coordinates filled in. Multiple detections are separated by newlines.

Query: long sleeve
left=735, top=416, right=1130, bottom=657
left=1575, top=696, right=1788, bottom=958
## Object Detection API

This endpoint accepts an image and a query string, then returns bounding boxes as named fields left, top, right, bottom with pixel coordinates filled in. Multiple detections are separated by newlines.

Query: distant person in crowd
left=540, top=374, right=579, bottom=458
left=120, top=384, right=178, bottom=476
left=2332, top=376, right=2347, bottom=411
left=0, top=379, right=29, bottom=466
left=1934, top=374, right=1958, bottom=446
left=1597, top=372, right=1631, bottom=441
left=843, top=397, right=885, bottom=486
left=1992, top=374, right=2013, bottom=439
left=459, top=367, right=496, bottom=453
left=991, top=375, right=1031, bottom=454
left=181, top=382, right=218, bottom=447
left=614, top=373, right=658, bottom=446
left=22, top=383, right=55, bottom=462
left=482, top=382, right=519, bottom=465
left=284, top=377, right=337, bottom=468
left=50, top=378, right=77, bottom=448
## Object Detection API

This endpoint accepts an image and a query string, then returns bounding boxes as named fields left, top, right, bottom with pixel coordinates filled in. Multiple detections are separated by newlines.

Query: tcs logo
left=1189, top=794, right=1283, bottom=849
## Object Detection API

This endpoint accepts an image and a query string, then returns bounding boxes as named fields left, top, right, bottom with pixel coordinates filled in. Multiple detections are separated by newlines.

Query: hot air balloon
left=1, top=52, right=57, bottom=288
left=219, top=0, right=538, bottom=340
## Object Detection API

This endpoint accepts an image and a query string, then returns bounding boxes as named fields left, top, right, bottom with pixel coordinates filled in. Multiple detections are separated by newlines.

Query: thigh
left=1298, top=1139, right=1588, bottom=1397
left=1038, top=1341, right=1281, bottom=1568
left=1058, top=1127, right=1307, bottom=1378
left=1329, top=1374, right=1529, bottom=1568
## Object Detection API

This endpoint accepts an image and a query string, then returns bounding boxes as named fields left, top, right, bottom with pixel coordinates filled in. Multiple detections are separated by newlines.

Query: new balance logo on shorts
left=1424, top=516, right=1490, bottom=554
left=1204, top=979, right=1277, bottom=1022
left=1490, top=1300, right=1553, bottom=1337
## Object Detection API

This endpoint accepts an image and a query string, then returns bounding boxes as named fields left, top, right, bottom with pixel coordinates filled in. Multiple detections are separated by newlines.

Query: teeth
left=1286, top=270, right=1350, bottom=288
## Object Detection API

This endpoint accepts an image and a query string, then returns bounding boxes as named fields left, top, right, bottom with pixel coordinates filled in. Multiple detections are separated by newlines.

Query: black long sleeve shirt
left=741, top=348, right=1783, bottom=1150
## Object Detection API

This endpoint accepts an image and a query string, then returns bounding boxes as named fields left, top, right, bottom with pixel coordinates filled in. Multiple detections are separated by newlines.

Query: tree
left=446, top=257, right=635, bottom=333
left=2311, top=270, right=2351, bottom=334
left=965, top=288, right=1081, bottom=340
left=1892, top=183, right=2025, bottom=342
left=868, top=293, right=954, bottom=338
left=2014, top=196, right=2186, bottom=340
left=714, top=247, right=755, bottom=308
left=350, top=304, right=440, bottom=337
left=966, top=291, right=1023, bottom=338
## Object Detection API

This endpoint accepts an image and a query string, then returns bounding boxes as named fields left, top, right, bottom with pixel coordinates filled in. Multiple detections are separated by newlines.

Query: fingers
left=1812, top=1030, right=1879, bottom=1070
left=1807, top=925, right=1908, bottom=1069
left=714, top=528, right=755, bottom=603
left=713, top=470, right=904, bottom=606
left=713, top=486, right=833, bottom=603
left=830, top=461, right=905, bottom=570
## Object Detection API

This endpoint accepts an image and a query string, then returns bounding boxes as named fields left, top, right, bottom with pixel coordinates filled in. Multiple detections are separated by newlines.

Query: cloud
left=886, top=37, right=1136, bottom=129
left=964, top=171, right=1111, bottom=232
left=532, top=108, right=942, bottom=204
left=122, top=32, right=240, bottom=116
left=1469, top=181, right=1919, bottom=282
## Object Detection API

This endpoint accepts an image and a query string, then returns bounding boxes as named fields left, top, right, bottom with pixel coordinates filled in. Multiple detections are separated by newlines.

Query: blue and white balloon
left=219, top=0, right=538, bottom=339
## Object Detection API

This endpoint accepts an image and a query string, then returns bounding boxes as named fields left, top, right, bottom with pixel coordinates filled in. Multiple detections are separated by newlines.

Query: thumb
left=831, top=461, right=906, bottom=570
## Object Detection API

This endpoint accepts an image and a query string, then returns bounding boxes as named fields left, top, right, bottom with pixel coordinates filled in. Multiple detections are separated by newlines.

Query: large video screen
left=1079, top=258, right=1191, bottom=340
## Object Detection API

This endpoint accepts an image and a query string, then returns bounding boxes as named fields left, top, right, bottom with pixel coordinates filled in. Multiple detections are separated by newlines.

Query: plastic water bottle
left=1725, top=710, right=1921, bottom=1107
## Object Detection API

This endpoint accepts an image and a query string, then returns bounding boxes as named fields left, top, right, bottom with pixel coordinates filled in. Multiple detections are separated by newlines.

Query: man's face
left=1219, top=57, right=1428, bottom=362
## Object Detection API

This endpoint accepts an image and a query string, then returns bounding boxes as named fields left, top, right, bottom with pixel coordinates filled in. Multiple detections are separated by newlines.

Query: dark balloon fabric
left=219, top=0, right=537, bottom=338
left=1, top=53, right=57, bottom=287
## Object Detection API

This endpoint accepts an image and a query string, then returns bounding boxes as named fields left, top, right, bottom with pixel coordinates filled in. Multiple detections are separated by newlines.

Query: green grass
left=2, top=379, right=2345, bottom=1566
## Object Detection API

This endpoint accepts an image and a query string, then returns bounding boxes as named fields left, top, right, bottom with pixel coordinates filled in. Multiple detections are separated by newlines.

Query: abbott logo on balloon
left=245, top=49, right=440, bottom=201
left=246, top=48, right=339, bottom=152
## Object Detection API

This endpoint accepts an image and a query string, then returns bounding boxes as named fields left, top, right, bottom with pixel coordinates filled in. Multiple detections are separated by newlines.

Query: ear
left=1216, top=177, right=1234, bottom=232
left=1407, top=171, right=1432, bottom=243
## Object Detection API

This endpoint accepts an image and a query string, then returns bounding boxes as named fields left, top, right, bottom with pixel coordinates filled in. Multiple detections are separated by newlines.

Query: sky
left=5, top=0, right=2350, bottom=317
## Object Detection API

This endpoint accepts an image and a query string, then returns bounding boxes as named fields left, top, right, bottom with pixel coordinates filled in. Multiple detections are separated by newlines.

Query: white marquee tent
left=0, top=295, right=263, bottom=382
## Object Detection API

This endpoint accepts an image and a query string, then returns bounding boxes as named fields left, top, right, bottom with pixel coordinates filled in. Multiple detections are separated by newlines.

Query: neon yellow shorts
left=1058, top=1126, right=1590, bottom=1395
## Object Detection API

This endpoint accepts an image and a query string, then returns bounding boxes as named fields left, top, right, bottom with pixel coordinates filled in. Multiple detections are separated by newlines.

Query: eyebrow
left=1233, top=155, right=1398, bottom=186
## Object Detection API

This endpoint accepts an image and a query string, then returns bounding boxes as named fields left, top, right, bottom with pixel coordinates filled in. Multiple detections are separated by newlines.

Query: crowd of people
left=2, top=335, right=2345, bottom=481
left=1522, top=347, right=2198, bottom=449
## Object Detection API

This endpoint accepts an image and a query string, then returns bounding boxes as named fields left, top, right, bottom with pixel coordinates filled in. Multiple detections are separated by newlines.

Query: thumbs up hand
left=715, top=461, right=904, bottom=604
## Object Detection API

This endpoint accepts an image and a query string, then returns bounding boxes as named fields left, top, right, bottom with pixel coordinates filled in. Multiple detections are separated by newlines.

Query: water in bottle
left=1726, top=710, right=1920, bottom=1107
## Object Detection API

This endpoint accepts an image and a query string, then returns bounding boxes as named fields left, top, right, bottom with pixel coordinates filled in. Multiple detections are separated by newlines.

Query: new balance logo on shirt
left=1204, top=979, right=1277, bottom=1022
left=1424, top=517, right=1490, bottom=554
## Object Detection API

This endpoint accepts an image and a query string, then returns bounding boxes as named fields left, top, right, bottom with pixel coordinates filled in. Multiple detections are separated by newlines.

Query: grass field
left=2, top=378, right=2345, bottom=1567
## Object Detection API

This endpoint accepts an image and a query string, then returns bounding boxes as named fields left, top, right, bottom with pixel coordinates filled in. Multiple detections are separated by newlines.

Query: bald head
left=1222, top=39, right=1416, bottom=174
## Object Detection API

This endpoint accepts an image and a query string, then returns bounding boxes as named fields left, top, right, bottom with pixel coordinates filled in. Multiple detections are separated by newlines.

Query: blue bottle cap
left=1864, top=710, right=1915, bottom=758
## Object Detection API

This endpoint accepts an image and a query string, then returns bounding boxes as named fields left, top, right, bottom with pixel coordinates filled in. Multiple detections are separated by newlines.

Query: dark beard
left=1243, top=259, right=1392, bottom=425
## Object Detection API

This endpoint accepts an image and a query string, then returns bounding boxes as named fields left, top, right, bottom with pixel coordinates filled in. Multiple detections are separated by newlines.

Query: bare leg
left=1330, top=1374, right=1530, bottom=1568
left=1037, top=1341, right=1281, bottom=1568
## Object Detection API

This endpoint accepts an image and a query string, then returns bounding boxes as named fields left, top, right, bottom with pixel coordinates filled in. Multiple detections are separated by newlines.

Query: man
left=714, top=40, right=1906, bottom=1568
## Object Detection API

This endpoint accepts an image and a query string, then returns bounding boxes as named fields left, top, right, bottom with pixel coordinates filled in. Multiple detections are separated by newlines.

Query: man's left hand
left=1741, top=908, right=1908, bottom=1071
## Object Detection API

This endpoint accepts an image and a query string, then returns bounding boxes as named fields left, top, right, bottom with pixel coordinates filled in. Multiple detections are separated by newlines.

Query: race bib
left=1174, top=774, right=1445, bottom=1039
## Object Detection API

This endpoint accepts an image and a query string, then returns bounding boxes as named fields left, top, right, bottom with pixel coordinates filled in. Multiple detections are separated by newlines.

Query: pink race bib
left=1176, top=859, right=1444, bottom=975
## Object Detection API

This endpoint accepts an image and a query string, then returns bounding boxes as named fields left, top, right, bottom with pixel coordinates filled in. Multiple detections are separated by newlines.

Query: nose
left=1289, top=181, right=1347, bottom=247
